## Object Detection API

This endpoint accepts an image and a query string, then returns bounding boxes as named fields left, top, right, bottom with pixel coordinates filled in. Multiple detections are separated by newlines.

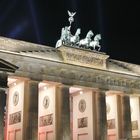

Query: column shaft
left=0, top=90, right=6, bottom=140
left=118, top=95, right=132, bottom=139
left=95, top=90, right=107, bottom=140
left=55, top=85, right=70, bottom=140
left=22, top=81, right=38, bottom=140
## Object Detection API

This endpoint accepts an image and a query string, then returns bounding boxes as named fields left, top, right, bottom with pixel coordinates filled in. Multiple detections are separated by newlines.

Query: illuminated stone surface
left=0, top=37, right=140, bottom=140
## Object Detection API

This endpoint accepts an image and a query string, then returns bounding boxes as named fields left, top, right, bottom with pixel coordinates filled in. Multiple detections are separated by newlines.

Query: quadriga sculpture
left=55, top=10, right=102, bottom=51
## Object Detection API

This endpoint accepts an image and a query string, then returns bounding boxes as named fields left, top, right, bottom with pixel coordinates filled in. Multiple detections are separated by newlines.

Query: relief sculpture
left=40, top=114, right=53, bottom=127
left=13, top=91, right=19, bottom=106
left=9, top=111, right=21, bottom=125
left=107, top=119, right=115, bottom=129
left=79, top=99, right=86, bottom=113
left=132, top=120, right=138, bottom=130
left=78, top=117, right=88, bottom=128
left=43, top=96, right=50, bottom=109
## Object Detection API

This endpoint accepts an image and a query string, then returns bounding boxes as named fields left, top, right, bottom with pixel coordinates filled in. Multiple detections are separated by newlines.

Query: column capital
left=94, top=88, right=108, bottom=94
left=118, top=91, right=132, bottom=97
left=55, top=83, right=70, bottom=88
left=28, top=79, right=40, bottom=83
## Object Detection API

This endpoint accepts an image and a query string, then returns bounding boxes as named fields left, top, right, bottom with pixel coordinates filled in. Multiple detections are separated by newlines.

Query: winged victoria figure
left=68, top=10, right=76, bottom=28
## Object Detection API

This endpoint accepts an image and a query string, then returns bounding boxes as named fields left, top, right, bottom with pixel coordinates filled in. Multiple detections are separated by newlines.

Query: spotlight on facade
left=80, top=91, right=83, bottom=95
left=44, top=86, right=47, bottom=90
left=13, top=82, right=16, bottom=86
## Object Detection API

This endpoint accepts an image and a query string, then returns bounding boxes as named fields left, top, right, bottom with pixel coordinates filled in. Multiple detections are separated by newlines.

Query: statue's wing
left=72, top=12, right=76, bottom=17
left=68, top=10, right=76, bottom=17
left=68, top=10, right=72, bottom=16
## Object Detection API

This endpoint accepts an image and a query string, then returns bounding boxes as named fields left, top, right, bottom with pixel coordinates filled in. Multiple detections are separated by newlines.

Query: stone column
left=0, top=72, right=8, bottom=88
left=117, top=95, right=132, bottom=139
left=0, top=89, right=6, bottom=140
left=95, top=90, right=107, bottom=140
left=22, top=80, right=39, bottom=140
left=0, top=72, right=8, bottom=140
left=55, top=85, right=70, bottom=140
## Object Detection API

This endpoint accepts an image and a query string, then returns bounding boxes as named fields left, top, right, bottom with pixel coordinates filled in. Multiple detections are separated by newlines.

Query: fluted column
left=117, top=95, right=132, bottom=139
left=55, top=85, right=70, bottom=140
left=0, top=89, right=6, bottom=140
left=22, top=80, right=39, bottom=140
left=95, top=90, right=107, bottom=140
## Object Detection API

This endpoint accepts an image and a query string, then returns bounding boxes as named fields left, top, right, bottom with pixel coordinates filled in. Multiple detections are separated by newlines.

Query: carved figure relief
left=13, top=91, right=19, bottom=106
left=132, top=120, right=138, bottom=130
left=78, top=99, right=86, bottom=113
left=78, top=117, right=88, bottom=128
left=9, top=111, right=21, bottom=125
left=43, top=96, right=50, bottom=109
left=40, top=114, right=53, bottom=127
left=107, top=119, right=115, bottom=129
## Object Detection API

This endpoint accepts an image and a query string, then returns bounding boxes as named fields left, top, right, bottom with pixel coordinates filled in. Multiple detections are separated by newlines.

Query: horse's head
left=86, top=30, right=94, bottom=38
left=94, top=34, right=101, bottom=41
left=76, top=28, right=81, bottom=35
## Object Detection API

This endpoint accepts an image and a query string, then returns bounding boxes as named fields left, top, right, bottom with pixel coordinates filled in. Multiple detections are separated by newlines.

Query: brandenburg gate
left=0, top=11, right=140, bottom=140
left=0, top=36, right=140, bottom=140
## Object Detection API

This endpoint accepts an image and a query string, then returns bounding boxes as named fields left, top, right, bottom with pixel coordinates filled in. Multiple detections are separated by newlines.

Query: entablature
left=0, top=43, right=140, bottom=93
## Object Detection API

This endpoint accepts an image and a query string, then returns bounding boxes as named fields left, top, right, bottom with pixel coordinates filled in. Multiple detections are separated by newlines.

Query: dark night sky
left=0, top=0, right=140, bottom=65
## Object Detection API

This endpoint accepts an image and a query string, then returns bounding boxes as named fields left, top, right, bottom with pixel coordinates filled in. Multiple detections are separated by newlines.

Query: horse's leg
left=97, top=45, right=101, bottom=51
left=78, top=42, right=82, bottom=48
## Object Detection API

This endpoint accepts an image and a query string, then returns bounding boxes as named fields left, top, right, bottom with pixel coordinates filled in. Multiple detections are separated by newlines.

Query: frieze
left=63, top=48, right=107, bottom=59
left=36, top=64, right=140, bottom=90
left=52, top=67, right=140, bottom=89
left=59, top=46, right=109, bottom=69
left=88, top=74, right=139, bottom=89
left=65, top=52, right=104, bottom=66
